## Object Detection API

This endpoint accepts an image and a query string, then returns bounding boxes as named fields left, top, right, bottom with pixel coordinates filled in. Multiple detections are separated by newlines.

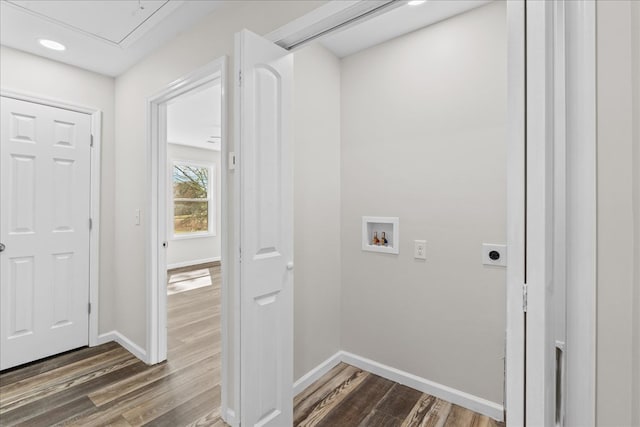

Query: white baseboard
left=293, top=351, right=343, bottom=396
left=167, top=257, right=221, bottom=270
left=340, top=351, right=504, bottom=421
left=223, top=408, right=238, bottom=427
left=96, top=330, right=148, bottom=364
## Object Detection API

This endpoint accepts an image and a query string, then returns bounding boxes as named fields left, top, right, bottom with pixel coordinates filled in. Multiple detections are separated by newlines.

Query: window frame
left=170, top=160, right=216, bottom=240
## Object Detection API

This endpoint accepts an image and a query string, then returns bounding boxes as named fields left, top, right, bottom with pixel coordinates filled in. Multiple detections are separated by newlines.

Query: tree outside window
left=173, top=163, right=214, bottom=235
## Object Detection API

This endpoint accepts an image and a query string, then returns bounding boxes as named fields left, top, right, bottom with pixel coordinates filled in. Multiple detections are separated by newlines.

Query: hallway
left=0, top=266, right=221, bottom=426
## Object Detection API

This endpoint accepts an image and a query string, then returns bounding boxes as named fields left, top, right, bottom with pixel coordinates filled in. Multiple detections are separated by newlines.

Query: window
left=172, top=162, right=215, bottom=237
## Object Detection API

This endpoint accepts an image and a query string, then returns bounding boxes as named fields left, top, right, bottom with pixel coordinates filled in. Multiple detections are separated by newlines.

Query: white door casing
left=505, top=0, right=526, bottom=424
left=525, top=1, right=557, bottom=424
left=236, top=29, right=294, bottom=427
left=0, top=96, right=91, bottom=370
left=525, top=1, right=598, bottom=425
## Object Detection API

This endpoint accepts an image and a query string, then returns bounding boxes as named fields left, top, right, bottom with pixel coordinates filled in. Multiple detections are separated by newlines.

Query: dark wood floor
left=0, top=265, right=222, bottom=426
left=1, top=262, right=501, bottom=426
left=293, top=363, right=504, bottom=427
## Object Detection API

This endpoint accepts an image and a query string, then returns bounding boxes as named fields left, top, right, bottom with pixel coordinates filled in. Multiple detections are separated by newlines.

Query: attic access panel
left=7, top=0, right=170, bottom=46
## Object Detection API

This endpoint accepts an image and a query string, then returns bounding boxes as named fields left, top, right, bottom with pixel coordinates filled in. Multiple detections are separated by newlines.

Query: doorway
left=163, top=80, right=223, bottom=395
left=146, top=57, right=230, bottom=413
left=292, top=0, right=509, bottom=423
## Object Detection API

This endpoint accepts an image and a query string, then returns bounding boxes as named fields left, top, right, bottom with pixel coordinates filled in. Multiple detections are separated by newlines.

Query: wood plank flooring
left=0, top=265, right=222, bottom=426
left=167, top=262, right=221, bottom=295
left=293, top=363, right=505, bottom=427
left=1, top=261, right=502, bottom=426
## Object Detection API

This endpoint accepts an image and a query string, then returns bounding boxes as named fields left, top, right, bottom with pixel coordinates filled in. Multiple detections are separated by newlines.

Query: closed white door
left=236, top=29, right=294, bottom=427
left=0, top=96, right=91, bottom=370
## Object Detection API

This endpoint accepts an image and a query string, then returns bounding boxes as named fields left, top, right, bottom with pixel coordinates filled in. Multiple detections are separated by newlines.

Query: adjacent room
left=291, top=1, right=506, bottom=424
left=164, top=80, right=223, bottom=411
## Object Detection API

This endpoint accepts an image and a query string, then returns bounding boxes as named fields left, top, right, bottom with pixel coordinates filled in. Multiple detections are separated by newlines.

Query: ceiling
left=0, top=0, right=493, bottom=77
left=0, top=0, right=224, bottom=76
left=167, top=82, right=222, bottom=151
left=320, top=0, right=491, bottom=58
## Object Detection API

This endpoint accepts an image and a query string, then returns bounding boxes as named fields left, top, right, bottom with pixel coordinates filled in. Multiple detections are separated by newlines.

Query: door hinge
left=522, top=283, right=528, bottom=312
left=238, top=70, right=242, bottom=87
left=90, top=134, right=94, bottom=147
left=89, top=218, right=93, bottom=230
left=88, top=302, right=92, bottom=314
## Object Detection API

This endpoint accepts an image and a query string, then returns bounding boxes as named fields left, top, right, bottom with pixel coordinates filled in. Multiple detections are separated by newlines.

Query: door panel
left=7, top=256, right=35, bottom=338
left=236, top=29, right=293, bottom=427
left=52, top=158, right=76, bottom=231
left=9, top=154, right=36, bottom=233
left=52, top=252, right=74, bottom=327
left=1, top=96, right=91, bottom=370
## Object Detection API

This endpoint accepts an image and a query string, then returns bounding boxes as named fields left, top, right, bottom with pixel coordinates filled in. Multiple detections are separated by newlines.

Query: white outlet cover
left=482, top=243, right=507, bottom=267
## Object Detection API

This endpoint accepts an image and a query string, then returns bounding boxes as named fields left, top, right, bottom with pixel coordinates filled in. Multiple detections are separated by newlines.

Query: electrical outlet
left=414, top=240, right=426, bottom=260
left=482, top=243, right=507, bottom=266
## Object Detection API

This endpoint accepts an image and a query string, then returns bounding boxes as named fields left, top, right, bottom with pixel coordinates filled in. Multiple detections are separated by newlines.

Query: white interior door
left=235, top=29, right=293, bottom=427
left=1, top=96, right=91, bottom=370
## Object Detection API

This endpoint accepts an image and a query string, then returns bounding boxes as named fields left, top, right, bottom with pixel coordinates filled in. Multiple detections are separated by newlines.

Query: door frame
left=145, top=56, right=231, bottom=402
left=525, top=1, right=597, bottom=425
left=504, top=1, right=526, bottom=424
left=0, top=88, right=103, bottom=348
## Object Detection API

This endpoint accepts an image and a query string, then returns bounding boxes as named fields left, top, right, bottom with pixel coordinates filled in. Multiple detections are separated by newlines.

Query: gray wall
left=0, top=46, right=116, bottom=336
left=293, top=43, right=342, bottom=381
left=166, top=144, right=221, bottom=267
left=339, top=1, right=507, bottom=404
left=113, top=0, right=325, bottom=350
left=596, top=1, right=640, bottom=425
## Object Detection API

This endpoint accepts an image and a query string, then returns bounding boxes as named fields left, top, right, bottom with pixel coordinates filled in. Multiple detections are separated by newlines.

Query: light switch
left=414, top=240, right=426, bottom=260
left=135, top=209, right=141, bottom=225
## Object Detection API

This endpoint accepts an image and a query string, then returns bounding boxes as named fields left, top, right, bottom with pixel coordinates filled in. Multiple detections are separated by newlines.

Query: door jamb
left=505, top=1, right=526, bottom=424
left=145, top=57, right=231, bottom=408
left=0, top=88, right=102, bottom=348
left=524, top=1, right=597, bottom=425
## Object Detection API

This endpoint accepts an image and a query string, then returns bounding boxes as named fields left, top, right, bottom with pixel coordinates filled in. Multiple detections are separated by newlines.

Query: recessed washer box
left=362, top=216, right=399, bottom=254
left=482, top=243, right=507, bottom=267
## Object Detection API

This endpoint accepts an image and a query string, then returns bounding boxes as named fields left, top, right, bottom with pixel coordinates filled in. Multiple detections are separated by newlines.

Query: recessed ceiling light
left=408, top=0, right=426, bottom=5
left=38, top=39, right=66, bottom=51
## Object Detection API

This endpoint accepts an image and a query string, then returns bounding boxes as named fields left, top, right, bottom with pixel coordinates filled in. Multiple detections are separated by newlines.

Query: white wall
left=293, top=43, right=342, bottom=381
left=166, top=144, right=221, bottom=268
left=596, top=2, right=638, bottom=425
left=167, top=83, right=222, bottom=150
left=339, top=1, right=507, bottom=405
left=0, top=46, right=116, bottom=335
left=113, top=0, right=325, bottom=350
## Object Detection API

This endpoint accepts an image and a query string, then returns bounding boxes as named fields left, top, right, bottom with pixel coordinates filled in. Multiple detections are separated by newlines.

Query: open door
left=235, top=29, right=294, bottom=427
